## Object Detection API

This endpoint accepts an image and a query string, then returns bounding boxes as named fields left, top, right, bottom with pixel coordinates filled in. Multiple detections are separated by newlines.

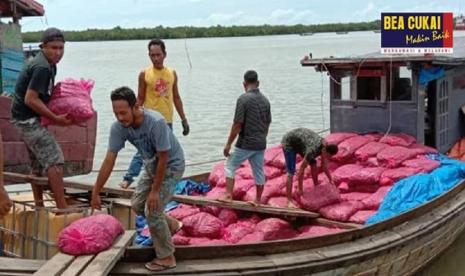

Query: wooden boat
left=3, top=3, right=465, bottom=275
left=2, top=171, right=465, bottom=275
left=455, top=14, right=465, bottom=30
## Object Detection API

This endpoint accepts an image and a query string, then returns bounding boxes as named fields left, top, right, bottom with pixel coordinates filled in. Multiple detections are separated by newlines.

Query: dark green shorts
left=12, top=118, right=64, bottom=175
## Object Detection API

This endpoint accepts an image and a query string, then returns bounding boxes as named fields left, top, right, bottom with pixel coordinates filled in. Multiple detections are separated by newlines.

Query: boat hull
left=112, top=179, right=465, bottom=275
left=1, top=175, right=465, bottom=275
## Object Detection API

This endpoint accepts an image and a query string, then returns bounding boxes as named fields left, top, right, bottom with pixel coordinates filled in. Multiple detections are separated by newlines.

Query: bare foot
left=119, top=180, right=131, bottom=189
left=287, top=201, right=298, bottom=209
left=246, top=200, right=261, bottom=207
left=170, top=221, right=183, bottom=235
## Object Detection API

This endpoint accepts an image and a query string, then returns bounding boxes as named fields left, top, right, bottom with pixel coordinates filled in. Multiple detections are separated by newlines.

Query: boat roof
left=0, top=0, right=44, bottom=18
left=301, top=36, right=465, bottom=70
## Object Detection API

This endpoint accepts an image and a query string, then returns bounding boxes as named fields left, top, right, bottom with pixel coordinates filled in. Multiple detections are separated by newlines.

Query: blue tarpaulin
left=418, top=67, right=445, bottom=86
left=366, top=155, right=465, bottom=225
left=165, top=179, right=211, bottom=211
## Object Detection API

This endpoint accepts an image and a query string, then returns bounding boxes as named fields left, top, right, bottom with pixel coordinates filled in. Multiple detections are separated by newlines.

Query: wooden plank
left=315, top=218, right=362, bottom=229
left=61, top=255, right=95, bottom=276
left=33, top=253, right=75, bottom=276
left=173, top=195, right=320, bottom=218
left=79, top=230, right=135, bottom=276
left=0, top=273, right=33, bottom=276
left=3, top=172, right=208, bottom=197
left=3, top=172, right=133, bottom=197
left=0, top=257, right=45, bottom=273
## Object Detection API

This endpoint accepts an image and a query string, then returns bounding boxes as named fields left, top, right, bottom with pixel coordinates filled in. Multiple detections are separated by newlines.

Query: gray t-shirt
left=108, top=109, right=185, bottom=172
left=233, top=88, right=271, bottom=151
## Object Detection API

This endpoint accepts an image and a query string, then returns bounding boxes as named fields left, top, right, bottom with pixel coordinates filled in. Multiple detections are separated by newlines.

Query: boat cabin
left=301, top=37, right=465, bottom=153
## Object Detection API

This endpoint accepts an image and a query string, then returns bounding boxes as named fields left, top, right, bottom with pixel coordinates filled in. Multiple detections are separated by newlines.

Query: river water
left=54, top=31, right=465, bottom=274
left=56, top=31, right=382, bottom=176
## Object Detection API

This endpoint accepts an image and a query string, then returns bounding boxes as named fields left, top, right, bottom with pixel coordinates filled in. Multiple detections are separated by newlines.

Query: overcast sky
left=18, top=0, right=465, bottom=32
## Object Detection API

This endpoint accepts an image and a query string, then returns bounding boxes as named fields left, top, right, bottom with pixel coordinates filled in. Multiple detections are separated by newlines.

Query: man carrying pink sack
left=41, top=78, right=95, bottom=126
left=10, top=27, right=72, bottom=209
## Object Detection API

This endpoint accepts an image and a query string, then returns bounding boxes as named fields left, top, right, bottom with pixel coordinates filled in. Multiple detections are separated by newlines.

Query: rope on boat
left=184, top=37, right=193, bottom=70
left=320, top=71, right=326, bottom=129
left=383, top=55, right=394, bottom=138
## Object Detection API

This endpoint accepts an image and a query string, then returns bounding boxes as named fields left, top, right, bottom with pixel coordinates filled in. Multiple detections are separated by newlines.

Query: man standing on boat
left=10, top=28, right=71, bottom=209
left=91, top=87, right=183, bottom=272
left=119, top=39, right=189, bottom=189
left=281, top=128, right=338, bottom=207
left=221, top=70, right=271, bottom=205
left=0, top=131, right=12, bottom=218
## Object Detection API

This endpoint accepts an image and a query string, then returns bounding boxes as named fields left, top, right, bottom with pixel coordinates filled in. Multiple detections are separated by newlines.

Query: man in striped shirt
left=221, top=70, right=272, bottom=205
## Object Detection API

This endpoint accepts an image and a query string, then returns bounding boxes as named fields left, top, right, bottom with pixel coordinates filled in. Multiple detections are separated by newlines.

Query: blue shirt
left=108, top=109, right=185, bottom=172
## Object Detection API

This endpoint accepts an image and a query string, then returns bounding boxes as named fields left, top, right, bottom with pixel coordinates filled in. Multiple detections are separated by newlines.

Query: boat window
left=356, top=77, right=381, bottom=100
left=341, top=77, right=351, bottom=100
left=391, top=67, right=413, bottom=101
left=332, top=76, right=351, bottom=100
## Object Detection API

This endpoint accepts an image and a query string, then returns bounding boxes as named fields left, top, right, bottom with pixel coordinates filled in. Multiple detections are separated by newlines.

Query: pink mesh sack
left=182, top=212, right=224, bottom=239
left=57, top=214, right=124, bottom=256
left=42, top=78, right=95, bottom=126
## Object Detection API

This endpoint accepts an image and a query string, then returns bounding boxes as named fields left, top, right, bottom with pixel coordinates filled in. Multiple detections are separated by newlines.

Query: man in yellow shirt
left=120, top=39, right=189, bottom=189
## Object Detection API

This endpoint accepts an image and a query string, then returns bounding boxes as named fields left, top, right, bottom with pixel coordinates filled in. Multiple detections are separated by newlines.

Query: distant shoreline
left=22, top=20, right=380, bottom=42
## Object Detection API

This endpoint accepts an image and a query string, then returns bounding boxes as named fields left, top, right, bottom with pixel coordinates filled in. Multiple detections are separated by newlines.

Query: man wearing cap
left=10, top=27, right=72, bottom=209
left=221, top=70, right=271, bottom=206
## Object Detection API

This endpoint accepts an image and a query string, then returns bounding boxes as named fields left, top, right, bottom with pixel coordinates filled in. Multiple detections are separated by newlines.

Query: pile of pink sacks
left=168, top=205, right=343, bottom=246
left=207, top=132, right=439, bottom=223
left=169, top=132, right=439, bottom=245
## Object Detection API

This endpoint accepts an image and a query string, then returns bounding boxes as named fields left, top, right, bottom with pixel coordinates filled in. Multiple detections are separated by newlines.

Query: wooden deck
left=33, top=231, right=135, bottom=276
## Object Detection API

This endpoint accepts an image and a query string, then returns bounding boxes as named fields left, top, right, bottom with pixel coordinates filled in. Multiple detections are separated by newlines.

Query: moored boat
left=111, top=35, right=465, bottom=275
left=2, top=3, right=465, bottom=275
left=455, top=14, right=465, bottom=30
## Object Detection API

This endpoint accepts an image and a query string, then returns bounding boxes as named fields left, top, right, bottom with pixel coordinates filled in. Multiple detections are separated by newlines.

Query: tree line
left=22, top=21, right=381, bottom=42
